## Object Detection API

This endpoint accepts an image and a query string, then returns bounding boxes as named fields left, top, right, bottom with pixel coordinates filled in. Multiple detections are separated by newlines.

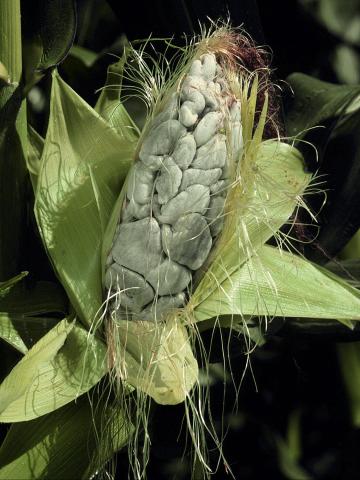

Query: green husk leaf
left=191, top=140, right=311, bottom=307
left=34, top=70, right=137, bottom=327
left=0, top=315, right=28, bottom=354
left=0, top=319, right=71, bottom=419
left=26, top=125, right=44, bottom=190
left=113, top=318, right=198, bottom=405
left=194, top=245, right=360, bottom=324
left=0, top=318, right=107, bottom=422
left=1, top=315, right=60, bottom=353
left=0, top=394, right=132, bottom=480
left=95, top=55, right=140, bottom=138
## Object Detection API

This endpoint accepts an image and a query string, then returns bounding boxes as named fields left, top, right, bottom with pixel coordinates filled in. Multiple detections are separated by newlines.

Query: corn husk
left=0, top=317, right=107, bottom=422
left=194, top=244, right=360, bottom=324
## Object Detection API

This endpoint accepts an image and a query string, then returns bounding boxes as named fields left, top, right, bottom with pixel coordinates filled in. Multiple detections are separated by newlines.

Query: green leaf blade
left=0, top=396, right=132, bottom=480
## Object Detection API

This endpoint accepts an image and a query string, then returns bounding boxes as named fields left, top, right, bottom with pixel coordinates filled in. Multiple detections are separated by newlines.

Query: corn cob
left=105, top=49, right=244, bottom=322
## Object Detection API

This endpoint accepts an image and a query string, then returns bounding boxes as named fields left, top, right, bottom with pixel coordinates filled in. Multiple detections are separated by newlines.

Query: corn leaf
left=286, top=73, right=360, bottom=138
left=0, top=272, right=28, bottom=297
left=69, top=45, right=98, bottom=68
left=34, top=70, right=137, bottom=327
left=0, top=277, right=68, bottom=353
left=1, top=315, right=61, bottom=354
left=0, top=319, right=70, bottom=419
left=301, top=0, right=360, bottom=48
left=275, top=436, right=311, bottom=480
left=0, top=278, right=66, bottom=352
left=0, top=395, right=132, bottom=480
left=21, top=0, right=76, bottom=91
left=340, top=230, right=360, bottom=263
left=274, top=410, right=312, bottom=479
left=305, top=102, right=360, bottom=262
left=0, top=318, right=107, bottom=422
left=338, top=342, right=360, bottom=427
left=0, top=280, right=67, bottom=316
left=194, top=245, right=360, bottom=323
left=192, top=140, right=311, bottom=307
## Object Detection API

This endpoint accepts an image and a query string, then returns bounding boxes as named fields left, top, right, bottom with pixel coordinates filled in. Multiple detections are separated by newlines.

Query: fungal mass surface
left=105, top=53, right=243, bottom=321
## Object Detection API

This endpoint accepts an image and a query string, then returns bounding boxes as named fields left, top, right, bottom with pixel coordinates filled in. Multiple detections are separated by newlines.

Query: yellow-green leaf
left=113, top=318, right=198, bottom=405
left=26, top=125, right=44, bottom=190
left=34, top=70, right=137, bottom=327
left=192, top=140, right=311, bottom=307
left=0, top=271, right=28, bottom=297
left=95, top=55, right=140, bottom=138
left=0, top=315, right=28, bottom=354
left=194, top=245, right=360, bottom=323
left=0, top=318, right=107, bottom=422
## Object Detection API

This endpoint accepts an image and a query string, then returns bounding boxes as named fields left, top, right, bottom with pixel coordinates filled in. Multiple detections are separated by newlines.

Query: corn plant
left=1, top=2, right=360, bottom=479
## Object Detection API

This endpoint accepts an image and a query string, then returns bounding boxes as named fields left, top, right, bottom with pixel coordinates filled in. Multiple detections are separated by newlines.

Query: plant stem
left=0, top=0, right=27, bottom=280
left=0, top=0, right=22, bottom=84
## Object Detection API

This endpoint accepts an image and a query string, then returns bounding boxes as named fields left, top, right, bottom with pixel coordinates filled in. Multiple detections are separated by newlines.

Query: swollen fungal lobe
left=105, top=52, right=244, bottom=321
